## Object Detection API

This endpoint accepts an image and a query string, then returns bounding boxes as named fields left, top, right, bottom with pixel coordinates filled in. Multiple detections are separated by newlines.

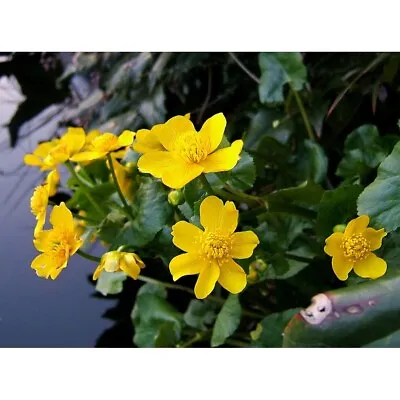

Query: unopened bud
left=125, top=161, right=136, bottom=171
left=168, top=190, right=184, bottom=206
left=250, top=258, right=268, bottom=272
left=333, top=224, right=346, bottom=233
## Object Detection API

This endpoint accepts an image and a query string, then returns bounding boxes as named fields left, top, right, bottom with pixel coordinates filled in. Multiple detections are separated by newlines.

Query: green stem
left=224, top=185, right=267, bottom=207
left=290, top=84, right=315, bottom=141
left=107, top=154, right=134, bottom=220
left=285, top=253, right=315, bottom=263
left=76, top=249, right=101, bottom=263
left=199, top=174, right=214, bottom=195
left=66, top=162, right=106, bottom=217
left=225, top=338, right=249, bottom=347
left=177, top=330, right=211, bottom=348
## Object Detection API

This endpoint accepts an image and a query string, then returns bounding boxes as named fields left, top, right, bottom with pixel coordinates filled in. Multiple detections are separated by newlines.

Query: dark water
left=0, top=77, right=114, bottom=347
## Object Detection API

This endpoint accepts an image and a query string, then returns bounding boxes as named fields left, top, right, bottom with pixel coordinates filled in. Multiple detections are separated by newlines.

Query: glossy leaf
left=211, top=294, right=242, bottom=347
left=95, top=271, right=127, bottom=296
left=184, top=300, right=218, bottom=331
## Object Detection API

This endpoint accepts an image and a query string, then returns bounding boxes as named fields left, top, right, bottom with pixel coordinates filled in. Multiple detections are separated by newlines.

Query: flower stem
left=290, top=84, right=315, bottom=141
left=177, top=330, right=211, bottom=348
left=107, top=154, right=134, bottom=220
left=76, top=249, right=101, bottom=263
left=66, top=162, right=106, bottom=218
left=199, top=174, right=214, bottom=195
left=225, top=338, right=249, bottom=347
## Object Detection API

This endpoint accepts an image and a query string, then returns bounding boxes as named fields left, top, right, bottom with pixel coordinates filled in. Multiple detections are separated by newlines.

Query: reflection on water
left=0, top=70, right=114, bottom=347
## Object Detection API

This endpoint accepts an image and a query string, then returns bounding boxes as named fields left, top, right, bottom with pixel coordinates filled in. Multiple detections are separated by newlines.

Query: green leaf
left=282, top=270, right=400, bottom=347
left=184, top=300, right=218, bottom=331
left=183, top=179, right=204, bottom=208
left=336, top=125, right=391, bottom=180
left=131, top=284, right=183, bottom=348
left=316, top=185, right=363, bottom=238
left=113, top=178, right=173, bottom=248
left=211, top=294, right=242, bottom=347
left=251, top=308, right=301, bottom=347
left=358, top=141, right=400, bottom=231
left=223, top=151, right=256, bottom=191
left=267, top=181, right=324, bottom=206
left=375, top=229, right=400, bottom=274
left=294, top=139, right=328, bottom=184
left=95, top=272, right=127, bottom=296
left=363, top=329, right=400, bottom=347
left=258, top=52, right=307, bottom=105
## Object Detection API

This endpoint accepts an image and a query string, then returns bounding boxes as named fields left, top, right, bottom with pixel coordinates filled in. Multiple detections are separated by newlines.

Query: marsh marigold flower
left=24, top=128, right=86, bottom=170
left=324, top=215, right=387, bottom=281
left=31, top=202, right=83, bottom=279
left=93, top=251, right=145, bottom=281
left=169, top=196, right=260, bottom=299
left=70, top=130, right=135, bottom=163
left=137, top=113, right=243, bottom=189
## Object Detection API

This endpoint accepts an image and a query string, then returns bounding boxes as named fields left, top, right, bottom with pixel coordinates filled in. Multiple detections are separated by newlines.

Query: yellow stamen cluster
left=200, top=231, right=232, bottom=262
left=341, top=233, right=370, bottom=262
left=175, top=133, right=208, bottom=163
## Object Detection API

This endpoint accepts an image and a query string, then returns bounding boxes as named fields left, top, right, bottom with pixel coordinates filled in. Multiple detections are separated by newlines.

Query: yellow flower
left=31, top=202, right=83, bottom=279
left=30, top=184, right=50, bottom=237
left=84, top=129, right=102, bottom=149
left=70, top=130, right=135, bottom=163
left=169, top=196, right=260, bottom=299
left=137, top=113, right=243, bottom=189
left=324, top=215, right=387, bottom=281
left=106, top=155, right=133, bottom=200
left=133, top=113, right=190, bottom=154
left=93, top=251, right=145, bottom=281
left=45, top=169, right=60, bottom=197
left=24, top=140, right=60, bottom=171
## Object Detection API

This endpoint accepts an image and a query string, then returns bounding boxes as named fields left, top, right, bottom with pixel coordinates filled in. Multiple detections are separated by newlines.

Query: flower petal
left=33, top=230, right=52, bottom=252
left=332, top=254, right=354, bottom=281
left=61, top=127, right=86, bottom=154
left=172, top=221, right=204, bottom=253
left=198, top=140, right=243, bottom=173
left=50, top=202, right=74, bottom=231
left=200, top=196, right=238, bottom=234
left=363, top=227, right=387, bottom=251
left=324, top=232, right=344, bottom=257
left=133, top=127, right=165, bottom=153
left=161, top=162, right=204, bottom=189
left=24, top=154, right=43, bottom=166
left=70, top=151, right=106, bottom=162
left=92, top=264, right=103, bottom=281
left=344, top=215, right=370, bottom=238
left=194, top=262, right=220, bottom=299
left=169, top=253, right=206, bottom=281
left=218, top=258, right=247, bottom=294
left=353, top=253, right=387, bottom=279
left=46, top=169, right=60, bottom=197
left=34, top=211, right=46, bottom=237
left=117, top=130, right=135, bottom=148
left=198, top=112, right=226, bottom=154
left=231, top=231, right=260, bottom=259
left=157, top=116, right=195, bottom=152
left=137, top=151, right=176, bottom=178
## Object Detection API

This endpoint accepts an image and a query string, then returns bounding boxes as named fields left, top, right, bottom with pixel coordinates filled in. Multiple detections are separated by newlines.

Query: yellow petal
left=199, top=113, right=226, bottom=154
left=363, top=227, right=387, bottom=251
left=353, top=253, right=387, bottom=279
left=117, top=130, right=135, bottom=148
left=70, top=151, right=106, bottom=162
left=31, top=253, right=51, bottom=278
left=24, top=154, right=43, bottom=166
left=161, top=162, right=204, bottom=189
left=120, top=254, right=142, bottom=280
left=194, top=262, right=220, bottom=299
left=50, top=202, right=74, bottom=231
left=231, top=231, right=260, bottom=259
left=199, top=140, right=243, bottom=173
left=137, top=151, right=176, bottom=178
left=324, top=232, right=344, bottom=257
left=332, top=254, right=354, bottom=281
left=92, top=264, right=103, bottom=281
left=46, top=169, right=60, bottom=197
left=133, top=127, right=165, bottom=153
left=200, top=196, right=238, bottom=234
left=70, top=237, right=83, bottom=255
left=344, top=215, right=370, bottom=238
left=218, top=258, right=247, bottom=294
left=172, top=221, right=204, bottom=252
left=34, top=141, right=59, bottom=157
left=169, top=253, right=206, bottom=281
left=34, top=211, right=46, bottom=237
left=61, top=127, right=86, bottom=154
left=156, top=115, right=195, bottom=152
left=33, top=230, right=52, bottom=252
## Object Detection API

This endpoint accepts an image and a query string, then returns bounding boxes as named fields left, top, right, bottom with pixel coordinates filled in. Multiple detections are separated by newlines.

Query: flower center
left=30, top=185, right=48, bottom=216
left=93, top=134, right=118, bottom=152
left=48, top=243, right=69, bottom=267
left=201, top=231, right=231, bottom=261
left=342, top=233, right=370, bottom=261
left=175, top=132, right=207, bottom=163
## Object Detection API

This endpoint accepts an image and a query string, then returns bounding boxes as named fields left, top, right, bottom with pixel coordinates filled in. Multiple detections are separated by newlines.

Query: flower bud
left=168, top=190, right=184, bottom=206
left=333, top=224, right=346, bottom=233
